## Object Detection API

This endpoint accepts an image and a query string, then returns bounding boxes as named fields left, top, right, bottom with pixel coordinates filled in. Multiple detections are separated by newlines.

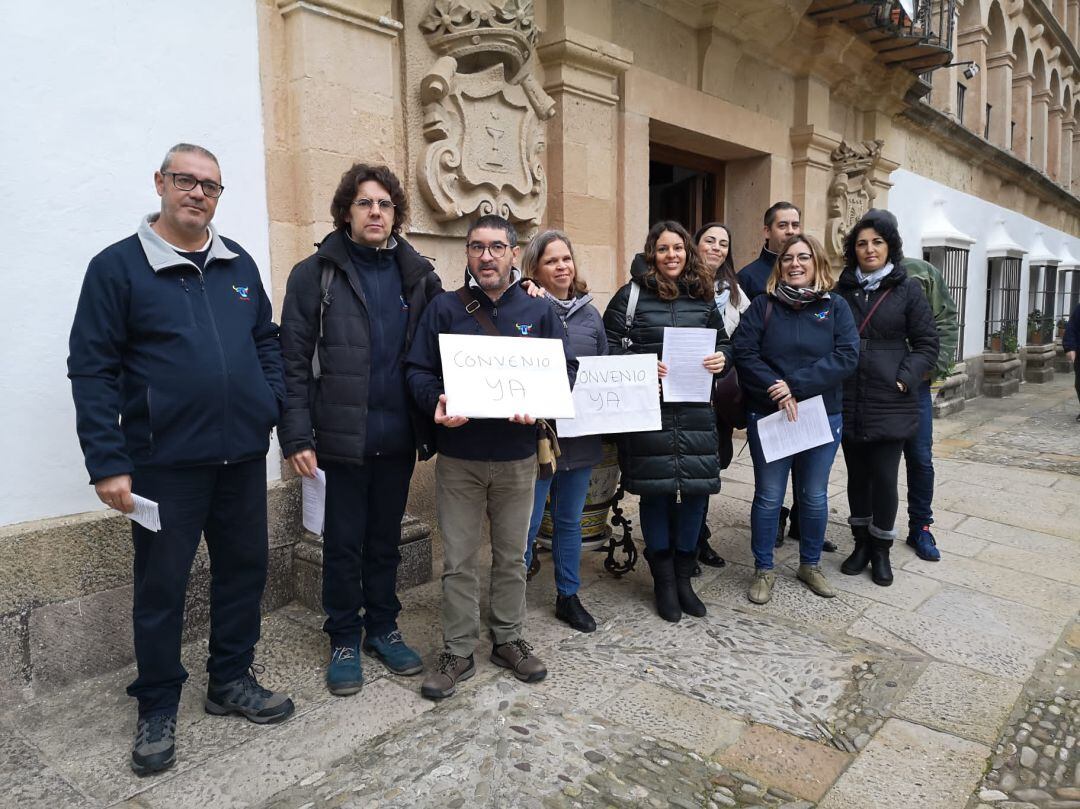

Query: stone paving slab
left=0, top=720, right=89, bottom=808
left=818, top=719, right=989, bottom=809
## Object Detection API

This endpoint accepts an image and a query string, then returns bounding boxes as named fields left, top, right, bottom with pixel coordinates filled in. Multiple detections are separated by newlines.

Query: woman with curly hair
left=835, top=213, right=938, bottom=587
left=603, top=221, right=731, bottom=622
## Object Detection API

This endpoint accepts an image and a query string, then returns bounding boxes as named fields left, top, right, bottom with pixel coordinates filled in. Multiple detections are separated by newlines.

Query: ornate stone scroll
left=417, top=0, right=555, bottom=224
left=825, top=139, right=886, bottom=261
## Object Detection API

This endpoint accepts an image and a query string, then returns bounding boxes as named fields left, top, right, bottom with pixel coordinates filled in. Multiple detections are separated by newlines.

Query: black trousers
left=321, top=455, right=414, bottom=647
left=128, top=459, right=268, bottom=718
left=842, top=439, right=905, bottom=541
left=1074, top=357, right=1080, bottom=408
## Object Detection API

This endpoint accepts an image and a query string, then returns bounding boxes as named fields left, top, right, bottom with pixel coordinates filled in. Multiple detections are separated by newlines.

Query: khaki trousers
left=435, top=454, right=536, bottom=657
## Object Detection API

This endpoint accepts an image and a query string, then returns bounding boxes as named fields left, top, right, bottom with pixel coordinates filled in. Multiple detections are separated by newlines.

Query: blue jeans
left=638, top=494, right=709, bottom=554
left=747, top=411, right=843, bottom=570
left=903, top=381, right=934, bottom=533
left=525, top=466, right=592, bottom=596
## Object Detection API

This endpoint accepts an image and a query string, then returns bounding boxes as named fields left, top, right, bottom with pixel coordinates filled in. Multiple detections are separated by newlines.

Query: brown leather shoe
left=490, top=639, right=547, bottom=683
left=420, top=652, right=475, bottom=700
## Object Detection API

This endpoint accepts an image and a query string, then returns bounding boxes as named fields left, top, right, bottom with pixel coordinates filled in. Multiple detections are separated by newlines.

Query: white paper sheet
left=661, top=327, right=716, bottom=403
left=756, top=395, right=836, bottom=463
left=557, top=354, right=661, bottom=438
left=116, top=494, right=161, bottom=532
left=302, top=468, right=327, bottom=535
left=439, top=333, right=575, bottom=418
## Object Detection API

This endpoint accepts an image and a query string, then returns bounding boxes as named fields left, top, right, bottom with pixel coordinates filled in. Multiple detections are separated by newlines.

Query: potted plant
left=1028, top=310, right=1044, bottom=345
left=1003, top=323, right=1019, bottom=353
left=988, top=329, right=1003, bottom=352
left=1058, top=318, right=1068, bottom=340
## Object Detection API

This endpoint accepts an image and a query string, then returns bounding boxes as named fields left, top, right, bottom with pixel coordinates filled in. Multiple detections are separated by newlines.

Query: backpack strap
left=857, top=287, right=893, bottom=336
left=318, top=264, right=334, bottom=340
left=621, top=281, right=640, bottom=350
left=764, top=299, right=774, bottom=331
left=456, top=286, right=502, bottom=337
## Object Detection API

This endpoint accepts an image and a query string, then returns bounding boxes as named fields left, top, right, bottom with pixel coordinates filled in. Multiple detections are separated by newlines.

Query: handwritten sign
left=439, top=333, right=574, bottom=418
left=556, top=354, right=661, bottom=438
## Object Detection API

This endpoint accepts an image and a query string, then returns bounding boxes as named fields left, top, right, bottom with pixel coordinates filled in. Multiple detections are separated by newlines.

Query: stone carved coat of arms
left=418, top=0, right=555, bottom=224
left=825, top=140, right=885, bottom=261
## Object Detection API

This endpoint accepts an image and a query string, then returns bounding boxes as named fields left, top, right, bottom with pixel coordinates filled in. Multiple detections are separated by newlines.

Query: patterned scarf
left=774, top=283, right=829, bottom=310
left=855, top=262, right=893, bottom=292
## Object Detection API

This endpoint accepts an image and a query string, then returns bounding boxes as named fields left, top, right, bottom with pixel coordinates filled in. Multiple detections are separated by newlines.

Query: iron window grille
left=924, top=246, right=969, bottom=364
left=1027, top=264, right=1057, bottom=343
left=984, top=257, right=1021, bottom=351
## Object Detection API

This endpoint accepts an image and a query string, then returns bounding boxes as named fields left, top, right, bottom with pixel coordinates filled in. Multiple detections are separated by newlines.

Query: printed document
left=661, top=327, right=716, bottom=403
left=302, top=468, right=327, bottom=536
left=115, top=495, right=161, bottom=533
left=756, top=395, right=835, bottom=463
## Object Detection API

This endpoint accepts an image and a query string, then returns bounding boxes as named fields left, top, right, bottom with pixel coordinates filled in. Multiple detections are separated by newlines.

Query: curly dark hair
left=643, top=220, right=713, bottom=302
left=330, top=163, right=409, bottom=235
left=693, top=221, right=740, bottom=307
left=843, top=212, right=904, bottom=271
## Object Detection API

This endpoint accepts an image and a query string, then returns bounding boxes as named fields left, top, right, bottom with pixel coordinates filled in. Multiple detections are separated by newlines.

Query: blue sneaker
left=326, top=644, right=363, bottom=696
left=363, top=629, right=423, bottom=676
left=906, top=526, right=941, bottom=561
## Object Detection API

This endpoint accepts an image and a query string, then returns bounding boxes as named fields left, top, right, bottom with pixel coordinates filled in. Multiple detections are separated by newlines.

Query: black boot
left=841, top=525, right=873, bottom=575
left=673, top=552, right=707, bottom=617
left=555, top=594, right=597, bottom=633
left=787, top=503, right=801, bottom=541
left=869, top=538, right=894, bottom=587
left=644, top=549, right=681, bottom=623
left=697, top=535, right=726, bottom=568
left=775, top=506, right=789, bottom=548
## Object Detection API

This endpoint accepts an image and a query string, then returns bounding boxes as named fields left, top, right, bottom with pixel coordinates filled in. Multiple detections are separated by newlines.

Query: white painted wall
left=0, top=1, right=278, bottom=527
left=889, top=169, right=1080, bottom=360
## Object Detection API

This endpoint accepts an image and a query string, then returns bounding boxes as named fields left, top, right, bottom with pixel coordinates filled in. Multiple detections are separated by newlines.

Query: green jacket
left=902, top=258, right=959, bottom=381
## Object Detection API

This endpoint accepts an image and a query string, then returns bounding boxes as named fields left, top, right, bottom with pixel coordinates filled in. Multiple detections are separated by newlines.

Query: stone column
left=1068, top=0, right=1079, bottom=42
left=985, top=51, right=1014, bottom=149
left=1032, top=88, right=1051, bottom=172
left=1048, top=104, right=1064, bottom=182
left=1062, top=118, right=1075, bottom=192
left=1011, top=72, right=1033, bottom=162
left=957, top=25, right=989, bottom=135
left=258, top=0, right=403, bottom=309
left=861, top=110, right=902, bottom=206
left=537, top=28, right=633, bottom=299
left=1073, top=130, right=1080, bottom=190
left=790, top=75, right=842, bottom=235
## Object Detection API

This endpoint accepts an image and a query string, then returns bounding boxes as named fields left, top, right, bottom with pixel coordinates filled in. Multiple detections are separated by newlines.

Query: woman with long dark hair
left=835, top=214, right=938, bottom=587
left=604, top=221, right=731, bottom=622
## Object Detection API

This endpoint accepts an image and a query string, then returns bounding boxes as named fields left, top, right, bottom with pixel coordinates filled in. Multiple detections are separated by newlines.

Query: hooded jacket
left=404, top=269, right=577, bottom=462
left=603, top=258, right=731, bottom=497
left=1064, top=302, right=1080, bottom=352
left=278, top=229, right=443, bottom=464
left=68, top=215, right=284, bottom=482
left=835, top=264, right=939, bottom=442
left=902, top=258, right=960, bottom=380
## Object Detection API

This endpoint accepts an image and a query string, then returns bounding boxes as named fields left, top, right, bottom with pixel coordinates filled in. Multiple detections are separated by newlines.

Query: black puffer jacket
left=279, top=230, right=443, bottom=463
left=603, top=263, right=731, bottom=497
left=835, top=264, right=939, bottom=443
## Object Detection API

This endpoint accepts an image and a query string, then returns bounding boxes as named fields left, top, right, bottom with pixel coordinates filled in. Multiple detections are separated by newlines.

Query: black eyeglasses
left=163, top=171, right=224, bottom=198
left=467, top=242, right=509, bottom=258
left=353, top=198, right=395, bottom=212
left=780, top=253, right=814, bottom=265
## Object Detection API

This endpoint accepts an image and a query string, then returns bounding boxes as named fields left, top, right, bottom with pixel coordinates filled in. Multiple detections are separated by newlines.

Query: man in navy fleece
left=68, top=144, right=293, bottom=777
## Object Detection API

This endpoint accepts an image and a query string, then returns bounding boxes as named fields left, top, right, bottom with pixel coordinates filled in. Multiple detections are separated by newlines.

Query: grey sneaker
left=420, top=652, right=475, bottom=700
left=131, top=713, right=176, bottom=776
left=204, top=666, right=295, bottom=724
left=747, top=569, right=776, bottom=604
left=490, top=639, right=547, bottom=683
left=797, top=564, right=837, bottom=598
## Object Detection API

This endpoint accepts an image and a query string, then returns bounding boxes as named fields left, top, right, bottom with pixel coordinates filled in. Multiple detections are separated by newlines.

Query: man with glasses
left=68, top=143, right=294, bottom=776
left=279, top=163, right=443, bottom=697
left=405, top=214, right=576, bottom=700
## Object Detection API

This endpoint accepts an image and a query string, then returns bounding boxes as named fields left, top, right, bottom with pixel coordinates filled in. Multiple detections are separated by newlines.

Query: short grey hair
left=160, top=143, right=220, bottom=173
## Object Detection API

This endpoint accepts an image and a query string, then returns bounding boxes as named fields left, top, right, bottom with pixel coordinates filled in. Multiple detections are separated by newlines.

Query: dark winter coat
left=546, top=293, right=609, bottom=471
left=835, top=265, right=939, bottom=442
left=734, top=294, right=860, bottom=417
left=603, top=264, right=731, bottom=497
left=1063, top=302, right=1080, bottom=352
left=278, top=230, right=443, bottom=464
left=405, top=271, right=577, bottom=462
left=68, top=217, right=284, bottom=483
left=736, top=244, right=778, bottom=301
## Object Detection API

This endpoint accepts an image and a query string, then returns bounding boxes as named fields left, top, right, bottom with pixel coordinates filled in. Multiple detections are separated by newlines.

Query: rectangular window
left=984, top=104, right=992, bottom=139
left=1010, top=121, right=1016, bottom=150
left=957, top=82, right=967, bottom=124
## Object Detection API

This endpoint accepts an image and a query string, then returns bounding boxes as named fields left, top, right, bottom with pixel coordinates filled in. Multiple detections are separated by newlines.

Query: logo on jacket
left=232, top=285, right=251, bottom=301
left=813, top=309, right=830, bottom=321
left=515, top=323, right=534, bottom=335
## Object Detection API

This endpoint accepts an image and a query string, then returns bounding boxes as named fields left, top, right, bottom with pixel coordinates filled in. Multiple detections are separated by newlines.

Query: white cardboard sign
left=556, top=354, right=661, bottom=438
left=439, top=333, right=574, bottom=418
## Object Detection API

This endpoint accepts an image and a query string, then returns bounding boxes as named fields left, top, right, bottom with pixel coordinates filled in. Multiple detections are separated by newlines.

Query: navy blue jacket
left=405, top=271, right=577, bottom=462
left=68, top=217, right=284, bottom=483
left=1064, top=302, right=1080, bottom=352
left=734, top=294, right=860, bottom=416
left=736, top=244, right=778, bottom=301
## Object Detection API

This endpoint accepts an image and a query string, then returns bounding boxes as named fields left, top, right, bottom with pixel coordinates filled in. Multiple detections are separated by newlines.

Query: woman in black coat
left=835, top=214, right=938, bottom=587
left=604, top=221, right=731, bottom=622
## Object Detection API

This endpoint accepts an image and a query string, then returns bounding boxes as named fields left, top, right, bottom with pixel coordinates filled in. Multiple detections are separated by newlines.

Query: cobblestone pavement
left=1, top=377, right=1078, bottom=809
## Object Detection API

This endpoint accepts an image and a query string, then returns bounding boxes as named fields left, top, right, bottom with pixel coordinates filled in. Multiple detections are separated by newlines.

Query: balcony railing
left=807, top=0, right=956, bottom=73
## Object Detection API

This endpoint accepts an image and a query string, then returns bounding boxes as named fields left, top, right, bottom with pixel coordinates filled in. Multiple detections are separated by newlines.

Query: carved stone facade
left=416, top=0, right=555, bottom=225
left=825, top=140, right=886, bottom=262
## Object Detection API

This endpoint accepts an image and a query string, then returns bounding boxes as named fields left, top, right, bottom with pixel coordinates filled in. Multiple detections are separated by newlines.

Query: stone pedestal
left=932, top=363, right=968, bottom=418
left=1053, top=341, right=1074, bottom=373
left=1022, top=342, right=1056, bottom=383
left=293, top=514, right=432, bottom=615
left=982, top=351, right=1021, bottom=397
